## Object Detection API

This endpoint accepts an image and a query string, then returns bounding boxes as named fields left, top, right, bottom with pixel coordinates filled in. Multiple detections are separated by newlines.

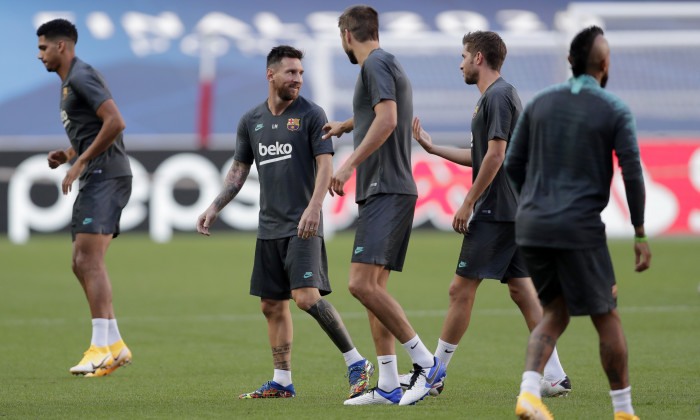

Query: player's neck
left=477, top=70, right=501, bottom=95
left=355, top=41, right=380, bottom=66
left=57, top=54, right=75, bottom=82
left=267, top=95, right=293, bottom=116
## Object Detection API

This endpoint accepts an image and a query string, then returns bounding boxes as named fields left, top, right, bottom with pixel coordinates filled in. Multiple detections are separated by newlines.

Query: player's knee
left=260, top=299, right=284, bottom=318
left=448, top=280, right=475, bottom=304
left=291, top=293, right=316, bottom=311
left=347, top=280, right=370, bottom=302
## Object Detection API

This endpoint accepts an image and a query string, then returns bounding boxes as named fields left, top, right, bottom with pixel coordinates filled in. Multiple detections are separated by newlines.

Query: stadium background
left=1, top=0, right=699, bottom=242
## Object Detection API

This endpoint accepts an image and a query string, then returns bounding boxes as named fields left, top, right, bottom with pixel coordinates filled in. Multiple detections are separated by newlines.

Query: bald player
left=505, top=26, right=650, bottom=420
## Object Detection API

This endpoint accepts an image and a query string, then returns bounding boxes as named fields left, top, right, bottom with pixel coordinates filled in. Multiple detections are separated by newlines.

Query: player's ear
left=266, top=67, right=274, bottom=82
left=567, top=55, right=573, bottom=66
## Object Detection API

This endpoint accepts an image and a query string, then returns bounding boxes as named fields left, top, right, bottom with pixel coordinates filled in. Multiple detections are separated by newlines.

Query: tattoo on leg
left=525, top=333, right=557, bottom=372
left=306, top=298, right=354, bottom=353
left=272, top=343, right=291, bottom=371
left=600, top=340, right=627, bottom=389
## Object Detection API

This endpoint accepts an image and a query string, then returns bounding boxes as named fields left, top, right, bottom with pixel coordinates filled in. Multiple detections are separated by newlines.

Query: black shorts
left=250, top=236, right=331, bottom=300
left=71, top=176, right=132, bottom=241
left=519, top=245, right=617, bottom=316
left=351, top=193, right=416, bottom=272
left=455, top=221, right=528, bottom=282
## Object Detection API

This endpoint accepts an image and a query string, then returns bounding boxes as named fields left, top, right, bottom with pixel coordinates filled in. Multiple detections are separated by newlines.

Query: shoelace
left=407, top=363, right=424, bottom=388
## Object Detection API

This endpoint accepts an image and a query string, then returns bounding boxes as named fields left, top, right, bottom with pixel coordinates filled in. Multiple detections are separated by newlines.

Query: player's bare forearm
left=345, top=100, right=396, bottom=168
left=310, top=154, right=332, bottom=209
left=76, top=99, right=125, bottom=165
left=212, top=160, right=250, bottom=211
left=322, top=118, right=354, bottom=139
left=298, top=154, right=332, bottom=238
left=430, top=145, right=473, bottom=167
left=464, top=139, right=505, bottom=205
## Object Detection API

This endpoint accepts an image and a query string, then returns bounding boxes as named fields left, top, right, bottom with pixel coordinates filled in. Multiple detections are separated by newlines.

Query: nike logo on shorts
left=303, top=272, right=313, bottom=279
left=354, top=246, right=364, bottom=255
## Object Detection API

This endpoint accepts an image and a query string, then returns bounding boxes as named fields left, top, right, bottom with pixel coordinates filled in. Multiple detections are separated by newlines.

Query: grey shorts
left=456, top=221, right=528, bottom=282
left=519, top=245, right=617, bottom=316
left=71, top=176, right=132, bottom=241
left=351, top=193, right=416, bottom=272
left=250, top=235, right=331, bottom=300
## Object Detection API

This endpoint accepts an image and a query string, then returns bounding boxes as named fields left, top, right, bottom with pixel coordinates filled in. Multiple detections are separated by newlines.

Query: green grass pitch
left=0, top=231, right=698, bottom=419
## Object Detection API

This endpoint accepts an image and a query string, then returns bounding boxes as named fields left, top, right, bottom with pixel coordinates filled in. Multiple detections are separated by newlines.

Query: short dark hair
left=338, top=5, right=379, bottom=42
left=266, top=45, right=304, bottom=68
left=569, top=26, right=604, bottom=77
left=36, top=18, right=78, bottom=44
left=462, top=31, right=507, bottom=71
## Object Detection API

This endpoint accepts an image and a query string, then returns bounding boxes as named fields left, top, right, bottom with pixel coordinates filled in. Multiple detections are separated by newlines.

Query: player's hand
left=634, top=240, right=651, bottom=272
left=322, top=121, right=349, bottom=140
left=452, top=201, right=473, bottom=234
left=48, top=150, right=69, bottom=169
left=412, top=117, right=434, bottom=153
left=298, top=204, right=321, bottom=239
left=330, top=163, right=353, bottom=196
left=61, top=159, right=85, bottom=195
left=196, top=207, right=218, bottom=236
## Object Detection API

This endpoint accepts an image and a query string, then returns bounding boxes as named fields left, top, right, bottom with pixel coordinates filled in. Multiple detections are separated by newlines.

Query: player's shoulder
left=68, top=58, right=100, bottom=82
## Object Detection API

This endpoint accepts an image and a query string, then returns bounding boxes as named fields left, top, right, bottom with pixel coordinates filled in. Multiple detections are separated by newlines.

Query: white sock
left=377, top=355, right=399, bottom=391
left=520, top=370, right=542, bottom=398
left=435, top=339, right=458, bottom=367
left=273, top=369, right=292, bottom=387
left=610, top=386, right=634, bottom=414
left=343, top=348, right=363, bottom=367
left=90, top=318, right=109, bottom=347
left=543, top=346, right=566, bottom=381
left=401, top=335, right=434, bottom=368
left=107, top=318, right=123, bottom=346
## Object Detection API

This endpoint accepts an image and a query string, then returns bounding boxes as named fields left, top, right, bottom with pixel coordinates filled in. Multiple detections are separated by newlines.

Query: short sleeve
left=234, top=115, right=254, bottom=165
left=485, top=88, right=514, bottom=142
left=71, top=69, right=112, bottom=112
left=362, top=55, right=396, bottom=109
left=307, top=106, right=333, bottom=157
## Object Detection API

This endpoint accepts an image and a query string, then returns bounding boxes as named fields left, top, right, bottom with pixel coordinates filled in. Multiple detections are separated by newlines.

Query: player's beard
left=276, top=84, right=300, bottom=101
left=344, top=47, right=358, bottom=65
left=601, top=71, right=608, bottom=88
left=463, top=58, right=477, bottom=85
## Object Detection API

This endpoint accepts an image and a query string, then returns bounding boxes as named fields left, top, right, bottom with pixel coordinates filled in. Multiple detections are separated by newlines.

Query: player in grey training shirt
left=197, top=46, right=373, bottom=402
left=38, top=18, right=133, bottom=377
left=506, top=26, right=650, bottom=420
left=410, top=30, right=569, bottom=399
left=322, top=5, right=444, bottom=407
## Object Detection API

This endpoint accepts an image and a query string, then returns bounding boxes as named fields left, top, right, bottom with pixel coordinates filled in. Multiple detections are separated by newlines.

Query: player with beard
left=322, top=5, right=445, bottom=406
left=37, top=18, right=133, bottom=377
left=506, top=26, right=650, bottom=420
left=407, top=31, right=570, bottom=398
left=197, top=45, right=373, bottom=401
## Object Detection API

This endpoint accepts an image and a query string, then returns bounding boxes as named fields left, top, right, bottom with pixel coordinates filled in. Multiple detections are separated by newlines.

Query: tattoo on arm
left=272, top=343, right=291, bottom=371
left=213, top=161, right=250, bottom=210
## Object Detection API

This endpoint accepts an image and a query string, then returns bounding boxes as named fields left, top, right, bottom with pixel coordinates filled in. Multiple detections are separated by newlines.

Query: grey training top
left=352, top=48, right=417, bottom=202
left=505, top=75, right=645, bottom=248
left=469, top=77, right=522, bottom=222
left=60, top=57, right=131, bottom=184
left=235, top=96, right=333, bottom=239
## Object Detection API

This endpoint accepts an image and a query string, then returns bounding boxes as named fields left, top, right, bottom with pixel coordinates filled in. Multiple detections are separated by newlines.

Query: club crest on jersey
left=472, top=105, right=479, bottom=119
left=62, top=87, right=68, bottom=99
left=287, top=118, right=300, bottom=131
